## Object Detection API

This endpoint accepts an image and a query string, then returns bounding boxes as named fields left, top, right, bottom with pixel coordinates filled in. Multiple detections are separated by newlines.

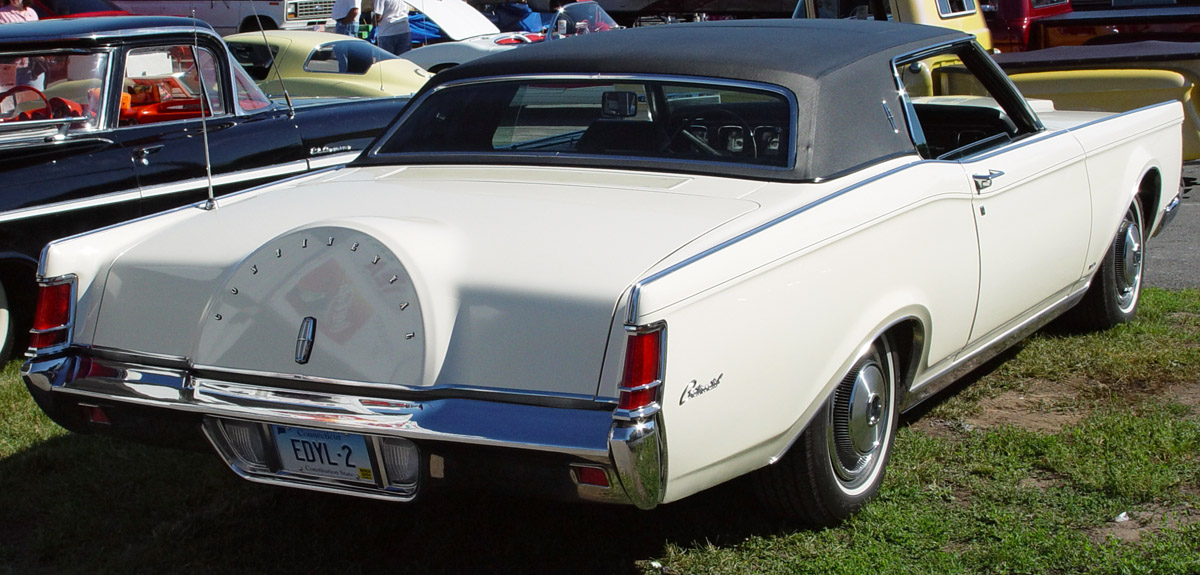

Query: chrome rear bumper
left=23, top=352, right=665, bottom=507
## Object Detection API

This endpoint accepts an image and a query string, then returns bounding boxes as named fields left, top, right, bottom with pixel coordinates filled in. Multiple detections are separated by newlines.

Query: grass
left=2, top=288, right=1199, bottom=574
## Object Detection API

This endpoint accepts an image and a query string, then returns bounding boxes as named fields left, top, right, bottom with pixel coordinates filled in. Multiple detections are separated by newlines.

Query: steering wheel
left=0, top=85, right=51, bottom=122
left=669, top=107, right=757, bottom=158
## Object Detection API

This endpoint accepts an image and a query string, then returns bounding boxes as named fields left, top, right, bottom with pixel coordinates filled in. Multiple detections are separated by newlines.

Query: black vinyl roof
left=0, top=16, right=214, bottom=48
left=423, top=19, right=970, bottom=181
left=437, top=19, right=965, bottom=88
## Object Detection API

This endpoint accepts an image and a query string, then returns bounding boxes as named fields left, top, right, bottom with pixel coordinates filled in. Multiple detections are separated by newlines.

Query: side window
left=119, top=45, right=226, bottom=127
left=0, top=51, right=108, bottom=129
left=813, top=0, right=891, bottom=20
left=935, top=0, right=977, bottom=17
left=233, top=60, right=272, bottom=111
left=896, top=45, right=1039, bottom=160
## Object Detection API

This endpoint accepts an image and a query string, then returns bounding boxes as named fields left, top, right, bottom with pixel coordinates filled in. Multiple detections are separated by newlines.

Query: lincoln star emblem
left=295, top=317, right=317, bottom=364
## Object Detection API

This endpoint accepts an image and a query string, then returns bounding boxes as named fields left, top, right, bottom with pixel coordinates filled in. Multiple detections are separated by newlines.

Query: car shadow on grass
left=1, top=428, right=794, bottom=575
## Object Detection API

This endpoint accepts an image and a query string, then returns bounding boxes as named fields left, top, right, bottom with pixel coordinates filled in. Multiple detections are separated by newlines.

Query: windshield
left=377, top=78, right=792, bottom=168
left=0, top=50, right=108, bottom=128
left=549, top=2, right=618, bottom=36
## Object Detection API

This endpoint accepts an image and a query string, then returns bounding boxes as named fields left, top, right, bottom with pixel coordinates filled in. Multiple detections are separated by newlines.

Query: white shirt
left=331, top=0, right=360, bottom=21
left=373, top=0, right=410, bottom=37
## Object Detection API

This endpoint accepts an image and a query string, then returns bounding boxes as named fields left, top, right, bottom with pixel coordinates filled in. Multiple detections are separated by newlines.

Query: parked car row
left=19, top=18, right=1183, bottom=524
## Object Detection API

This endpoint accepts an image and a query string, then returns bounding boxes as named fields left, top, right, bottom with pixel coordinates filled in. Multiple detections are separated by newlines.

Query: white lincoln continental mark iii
left=23, top=19, right=1183, bottom=525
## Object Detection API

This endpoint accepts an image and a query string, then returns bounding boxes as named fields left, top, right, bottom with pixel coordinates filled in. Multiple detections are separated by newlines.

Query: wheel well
left=882, top=319, right=923, bottom=403
left=239, top=16, right=278, bottom=33
left=1137, top=169, right=1162, bottom=232
left=0, top=259, right=37, bottom=350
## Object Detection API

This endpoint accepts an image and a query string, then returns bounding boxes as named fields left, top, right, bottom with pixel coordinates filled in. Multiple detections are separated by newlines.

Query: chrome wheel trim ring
left=826, top=343, right=893, bottom=495
left=1114, top=205, right=1143, bottom=313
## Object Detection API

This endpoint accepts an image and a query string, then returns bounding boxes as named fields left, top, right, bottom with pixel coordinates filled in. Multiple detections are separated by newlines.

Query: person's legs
left=379, top=31, right=412, bottom=55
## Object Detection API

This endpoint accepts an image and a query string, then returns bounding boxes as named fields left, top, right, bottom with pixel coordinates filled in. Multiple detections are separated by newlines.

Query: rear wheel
left=1063, top=199, right=1145, bottom=331
left=0, top=279, right=14, bottom=364
left=754, top=338, right=898, bottom=526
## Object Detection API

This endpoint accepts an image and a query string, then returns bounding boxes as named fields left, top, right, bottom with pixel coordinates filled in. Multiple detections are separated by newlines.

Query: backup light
left=618, top=324, right=664, bottom=413
left=29, top=278, right=74, bottom=351
left=221, top=420, right=269, bottom=466
left=380, top=437, right=420, bottom=486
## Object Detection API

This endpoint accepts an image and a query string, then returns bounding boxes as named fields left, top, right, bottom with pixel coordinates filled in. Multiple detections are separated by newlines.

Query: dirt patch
left=1090, top=504, right=1199, bottom=544
left=907, top=417, right=972, bottom=440
left=912, top=378, right=1200, bottom=437
left=965, top=379, right=1083, bottom=434
left=1160, top=380, right=1200, bottom=412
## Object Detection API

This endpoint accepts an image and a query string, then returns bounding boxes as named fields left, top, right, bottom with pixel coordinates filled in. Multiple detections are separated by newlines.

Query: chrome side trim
left=2, top=159, right=310, bottom=223
left=624, top=159, right=920, bottom=324
left=0, top=190, right=142, bottom=224
left=139, top=160, right=309, bottom=199
left=902, top=281, right=1089, bottom=410
left=307, top=151, right=361, bottom=170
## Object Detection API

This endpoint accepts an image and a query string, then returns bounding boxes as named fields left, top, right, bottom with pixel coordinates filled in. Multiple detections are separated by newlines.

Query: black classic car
left=0, top=17, right=407, bottom=360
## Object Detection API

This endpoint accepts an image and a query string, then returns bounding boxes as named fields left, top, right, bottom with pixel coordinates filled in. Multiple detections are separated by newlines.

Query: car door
left=0, top=49, right=143, bottom=264
left=959, top=126, right=1090, bottom=343
left=896, top=43, right=1092, bottom=347
left=117, top=38, right=304, bottom=215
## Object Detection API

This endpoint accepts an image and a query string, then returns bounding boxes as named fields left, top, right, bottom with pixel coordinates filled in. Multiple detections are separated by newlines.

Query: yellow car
left=226, top=30, right=429, bottom=98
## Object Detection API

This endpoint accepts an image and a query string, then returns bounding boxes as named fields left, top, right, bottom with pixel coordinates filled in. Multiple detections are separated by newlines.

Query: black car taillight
left=618, top=323, right=664, bottom=414
left=29, top=278, right=74, bottom=351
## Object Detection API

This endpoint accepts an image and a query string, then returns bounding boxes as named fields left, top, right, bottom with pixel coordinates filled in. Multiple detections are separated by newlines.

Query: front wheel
left=1063, top=199, right=1145, bottom=331
left=754, top=338, right=899, bottom=526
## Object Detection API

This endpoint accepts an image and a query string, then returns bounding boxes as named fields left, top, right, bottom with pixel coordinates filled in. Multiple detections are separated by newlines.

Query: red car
left=30, top=0, right=129, bottom=19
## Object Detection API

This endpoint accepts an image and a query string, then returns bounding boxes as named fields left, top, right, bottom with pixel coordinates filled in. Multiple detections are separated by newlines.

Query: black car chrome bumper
left=23, top=352, right=665, bottom=508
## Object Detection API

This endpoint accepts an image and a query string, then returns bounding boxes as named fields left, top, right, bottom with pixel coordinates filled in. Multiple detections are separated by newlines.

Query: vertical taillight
left=29, top=278, right=74, bottom=352
left=618, top=324, right=664, bottom=414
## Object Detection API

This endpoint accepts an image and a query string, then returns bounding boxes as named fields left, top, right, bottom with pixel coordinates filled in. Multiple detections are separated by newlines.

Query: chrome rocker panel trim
left=22, top=353, right=665, bottom=507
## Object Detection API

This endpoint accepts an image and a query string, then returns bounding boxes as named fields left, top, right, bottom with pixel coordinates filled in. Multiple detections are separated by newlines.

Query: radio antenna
left=247, top=0, right=295, bottom=116
left=191, top=12, right=218, bottom=211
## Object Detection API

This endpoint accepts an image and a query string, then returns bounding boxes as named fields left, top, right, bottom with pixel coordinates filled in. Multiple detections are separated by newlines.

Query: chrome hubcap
left=829, top=350, right=892, bottom=488
left=1114, top=208, right=1143, bottom=311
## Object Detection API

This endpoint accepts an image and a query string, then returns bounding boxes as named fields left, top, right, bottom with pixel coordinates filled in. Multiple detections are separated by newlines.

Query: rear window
left=304, top=41, right=395, bottom=75
left=376, top=78, right=792, bottom=168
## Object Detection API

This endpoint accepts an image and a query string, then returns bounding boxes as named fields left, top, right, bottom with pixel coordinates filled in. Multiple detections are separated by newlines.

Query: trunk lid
left=90, top=166, right=762, bottom=399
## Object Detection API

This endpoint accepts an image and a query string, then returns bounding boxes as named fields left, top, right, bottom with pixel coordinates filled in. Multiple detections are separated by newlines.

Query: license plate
left=272, top=425, right=376, bottom=484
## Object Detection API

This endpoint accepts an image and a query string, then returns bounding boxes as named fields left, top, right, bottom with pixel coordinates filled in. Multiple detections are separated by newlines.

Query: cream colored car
left=24, top=20, right=1182, bottom=526
left=226, top=30, right=429, bottom=98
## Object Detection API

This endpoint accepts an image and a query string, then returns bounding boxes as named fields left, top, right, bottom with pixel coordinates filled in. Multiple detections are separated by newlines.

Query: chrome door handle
left=135, top=145, right=165, bottom=165
left=972, top=169, right=1005, bottom=192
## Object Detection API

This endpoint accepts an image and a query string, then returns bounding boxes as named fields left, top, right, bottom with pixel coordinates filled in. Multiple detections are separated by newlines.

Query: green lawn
left=2, top=289, right=1197, bottom=575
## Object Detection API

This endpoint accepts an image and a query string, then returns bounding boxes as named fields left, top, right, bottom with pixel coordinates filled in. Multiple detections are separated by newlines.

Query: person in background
left=0, top=0, right=36, bottom=23
left=372, top=0, right=411, bottom=55
left=0, top=0, right=40, bottom=91
left=331, top=0, right=361, bottom=36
